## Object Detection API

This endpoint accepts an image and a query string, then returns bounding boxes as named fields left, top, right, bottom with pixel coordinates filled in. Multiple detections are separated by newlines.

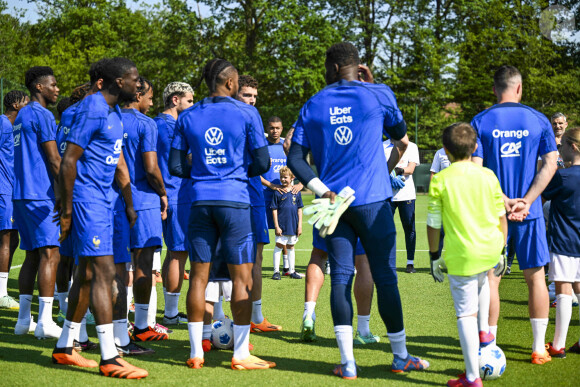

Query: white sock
left=188, top=322, right=204, bottom=359
left=165, top=292, right=180, bottom=318
left=96, top=323, right=118, bottom=360
left=303, top=301, right=316, bottom=320
left=273, top=247, right=282, bottom=273
left=288, top=249, right=296, bottom=272
left=0, top=272, right=8, bottom=297
left=79, top=316, right=89, bottom=342
left=406, top=260, right=414, bottom=265
left=135, top=303, right=149, bottom=330
left=577, top=294, right=580, bottom=345
left=126, top=286, right=133, bottom=319
left=17, top=294, right=33, bottom=323
left=213, top=297, right=225, bottom=321
left=56, top=320, right=80, bottom=348
left=457, top=316, right=479, bottom=383
left=148, top=286, right=157, bottom=327
left=334, top=325, right=355, bottom=364
left=113, top=319, right=130, bottom=346
left=478, top=277, right=490, bottom=333
left=283, top=254, right=289, bottom=270
left=251, top=300, right=264, bottom=324
left=489, top=325, right=497, bottom=341
left=38, top=296, right=54, bottom=324
left=553, top=294, right=572, bottom=350
left=202, top=324, right=212, bottom=340
left=388, top=329, right=408, bottom=359
left=357, top=315, right=371, bottom=337
left=531, top=318, right=549, bottom=353
left=56, top=292, right=68, bottom=315
left=233, top=324, right=251, bottom=360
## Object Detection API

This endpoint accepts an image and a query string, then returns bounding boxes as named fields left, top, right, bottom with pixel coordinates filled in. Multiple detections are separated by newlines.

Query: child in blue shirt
left=271, top=166, right=303, bottom=279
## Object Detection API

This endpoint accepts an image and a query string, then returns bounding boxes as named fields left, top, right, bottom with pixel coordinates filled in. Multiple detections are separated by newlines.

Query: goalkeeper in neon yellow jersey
left=427, top=122, right=508, bottom=387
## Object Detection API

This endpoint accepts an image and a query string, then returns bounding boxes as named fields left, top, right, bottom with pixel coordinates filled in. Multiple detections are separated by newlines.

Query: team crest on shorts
left=10, top=217, right=14, bottom=223
left=93, top=236, right=101, bottom=248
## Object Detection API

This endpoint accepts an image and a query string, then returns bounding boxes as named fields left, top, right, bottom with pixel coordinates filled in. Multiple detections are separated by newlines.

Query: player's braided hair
left=326, top=42, right=360, bottom=67
left=202, top=58, right=236, bottom=93
left=69, top=82, right=91, bottom=105
left=238, top=74, right=258, bottom=90
left=3, top=90, right=28, bottom=111
left=56, top=97, right=72, bottom=117
left=24, top=66, right=54, bottom=94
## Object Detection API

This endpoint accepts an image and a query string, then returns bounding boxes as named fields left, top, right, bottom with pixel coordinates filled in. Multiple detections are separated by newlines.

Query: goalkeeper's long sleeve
left=287, top=142, right=317, bottom=186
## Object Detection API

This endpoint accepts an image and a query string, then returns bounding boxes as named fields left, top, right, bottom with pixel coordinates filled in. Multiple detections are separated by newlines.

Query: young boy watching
left=427, top=122, right=508, bottom=387
left=271, top=167, right=303, bottom=280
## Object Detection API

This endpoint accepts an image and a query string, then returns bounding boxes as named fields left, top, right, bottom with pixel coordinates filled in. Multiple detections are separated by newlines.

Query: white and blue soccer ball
left=211, top=318, right=234, bottom=350
left=478, top=344, right=506, bottom=380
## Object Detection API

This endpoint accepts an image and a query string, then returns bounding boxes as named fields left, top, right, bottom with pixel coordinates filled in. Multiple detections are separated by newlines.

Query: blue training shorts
left=72, top=201, right=113, bottom=258
left=325, top=200, right=397, bottom=286
left=163, top=202, right=190, bottom=251
left=251, top=205, right=270, bottom=244
left=59, top=236, right=74, bottom=257
left=13, top=199, right=59, bottom=250
left=313, top=225, right=365, bottom=255
left=113, top=201, right=131, bottom=264
left=0, top=195, right=17, bottom=231
left=507, top=218, right=550, bottom=270
left=130, top=207, right=163, bottom=249
left=188, top=205, right=254, bottom=265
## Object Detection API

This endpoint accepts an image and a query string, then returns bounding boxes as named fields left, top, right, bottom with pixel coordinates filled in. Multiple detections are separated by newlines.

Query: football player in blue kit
left=121, top=77, right=169, bottom=341
left=155, top=82, right=195, bottom=325
left=471, top=65, right=558, bottom=364
left=288, top=42, right=430, bottom=379
left=0, top=91, right=27, bottom=310
left=52, top=57, right=148, bottom=379
left=13, top=66, right=63, bottom=339
left=170, top=58, right=274, bottom=370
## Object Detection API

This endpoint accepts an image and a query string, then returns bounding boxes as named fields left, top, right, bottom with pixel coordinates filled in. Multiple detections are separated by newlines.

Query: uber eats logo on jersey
left=204, top=127, right=227, bottom=165
left=330, top=106, right=353, bottom=145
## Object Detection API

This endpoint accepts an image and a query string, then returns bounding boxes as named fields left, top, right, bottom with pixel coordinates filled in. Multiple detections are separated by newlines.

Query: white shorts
left=448, top=272, right=488, bottom=317
left=549, top=252, right=580, bottom=283
left=275, top=235, right=298, bottom=246
left=205, top=280, right=232, bottom=303
left=126, top=253, right=134, bottom=272
left=125, top=249, right=162, bottom=272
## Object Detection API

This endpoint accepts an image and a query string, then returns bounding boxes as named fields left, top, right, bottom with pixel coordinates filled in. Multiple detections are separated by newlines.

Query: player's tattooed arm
left=142, top=151, right=167, bottom=220
left=115, top=152, right=137, bottom=228
left=56, top=142, right=83, bottom=241
left=387, top=135, right=409, bottom=173
left=283, top=127, right=294, bottom=155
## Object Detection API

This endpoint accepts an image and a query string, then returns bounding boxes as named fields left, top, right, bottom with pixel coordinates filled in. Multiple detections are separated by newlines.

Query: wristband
left=429, top=251, right=441, bottom=261
left=307, top=178, right=331, bottom=197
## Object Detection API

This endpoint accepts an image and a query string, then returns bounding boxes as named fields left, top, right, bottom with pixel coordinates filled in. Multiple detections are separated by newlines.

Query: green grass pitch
left=0, top=194, right=578, bottom=385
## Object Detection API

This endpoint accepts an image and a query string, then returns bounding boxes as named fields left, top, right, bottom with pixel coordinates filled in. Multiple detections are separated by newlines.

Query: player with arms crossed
left=288, top=42, right=429, bottom=379
left=170, top=58, right=274, bottom=370
left=471, top=65, right=558, bottom=364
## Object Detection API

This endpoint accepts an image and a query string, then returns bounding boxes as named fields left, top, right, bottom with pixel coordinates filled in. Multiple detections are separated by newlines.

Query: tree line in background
left=1, top=0, right=579, bottom=149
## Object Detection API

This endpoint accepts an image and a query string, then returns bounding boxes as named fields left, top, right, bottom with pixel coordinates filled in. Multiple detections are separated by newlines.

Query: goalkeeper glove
left=429, top=251, right=446, bottom=283
left=493, top=245, right=508, bottom=277
left=390, top=170, right=406, bottom=190
left=303, top=186, right=355, bottom=237
left=394, top=167, right=404, bottom=176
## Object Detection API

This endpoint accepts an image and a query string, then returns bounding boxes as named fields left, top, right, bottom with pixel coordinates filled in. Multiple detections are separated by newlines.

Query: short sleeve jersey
left=262, top=139, right=287, bottom=205
left=383, top=140, right=420, bottom=201
left=542, top=165, right=580, bottom=257
left=428, top=162, right=505, bottom=276
left=292, top=80, right=405, bottom=206
left=66, top=92, right=124, bottom=205
left=471, top=103, right=557, bottom=219
left=121, top=108, right=160, bottom=211
left=171, top=96, right=267, bottom=205
left=0, top=115, right=15, bottom=195
left=154, top=113, right=193, bottom=205
left=56, top=102, right=80, bottom=157
left=270, top=190, right=303, bottom=236
left=13, top=101, right=57, bottom=200
left=430, top=148, right=450, bottom=173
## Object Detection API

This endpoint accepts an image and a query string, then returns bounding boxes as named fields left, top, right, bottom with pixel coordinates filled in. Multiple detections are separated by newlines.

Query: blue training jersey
left=471, top=102, right=557, bottom=220
left=270, top=190, right=303, bottom=235
left=66, top=92, right=124, bottom=205
left=0, top=115, right=15, bottom=196
left=13, top=101, right=57, bottom=200
left=154, top=113, right=193, bottom=205
left=121, top=108, right=160, bottom=211
left=262, top=139, right=286, bottom=206
left=172, top=96, right=267, bottom=205
left=56, top=102, right=80, bottom=157
left=292, top=80, right=405, bottom=206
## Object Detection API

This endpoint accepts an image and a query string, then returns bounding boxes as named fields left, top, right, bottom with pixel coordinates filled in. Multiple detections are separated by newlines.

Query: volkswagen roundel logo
left=205, top=127, right=223, bottom=145
left=334, top=126, right=352, bottom=145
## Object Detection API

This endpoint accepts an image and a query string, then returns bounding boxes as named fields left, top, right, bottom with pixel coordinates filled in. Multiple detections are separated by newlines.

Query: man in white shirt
left=383, top=140, right=420, bottom=273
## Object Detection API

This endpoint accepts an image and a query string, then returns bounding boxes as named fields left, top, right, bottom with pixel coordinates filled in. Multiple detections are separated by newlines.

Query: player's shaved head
left=203, top=58, right=237, bottom=94
left=25, top=66, right=55, bottom=94
left=268, top=116, right=282, bottom=124
left=442, top=122, right=477, bottom=160
left=326, top=42, right=360, bottom=68
left=493, top=65, right=522, bottom=96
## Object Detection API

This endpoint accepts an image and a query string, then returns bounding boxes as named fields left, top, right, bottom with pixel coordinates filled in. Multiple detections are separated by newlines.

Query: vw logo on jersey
left=205, top=127, right=223, bottom=146
left=334, top=126, right=352, bottom=145
left=500, top=141, right=522, bottom=158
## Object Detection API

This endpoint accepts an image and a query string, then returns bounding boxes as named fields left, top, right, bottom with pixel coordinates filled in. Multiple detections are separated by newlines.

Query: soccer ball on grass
left=478, top=344, right=506, bottom=380
left=211, top=318, right=234, bottom=349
